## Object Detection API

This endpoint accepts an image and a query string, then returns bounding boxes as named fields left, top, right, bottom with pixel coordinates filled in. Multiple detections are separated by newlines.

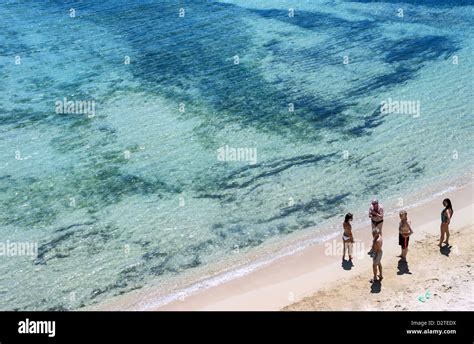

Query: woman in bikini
left=342, top=213, right=354, bottom=262
left=439, top=198, right=454, bottom=247
left=398, top=210, right=413, bottom=261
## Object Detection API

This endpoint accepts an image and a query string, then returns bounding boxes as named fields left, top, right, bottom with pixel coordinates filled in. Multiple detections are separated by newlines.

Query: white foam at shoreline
left=136, top=181, right=467, bottom=310
left=136, top=230, right=337, bottom=310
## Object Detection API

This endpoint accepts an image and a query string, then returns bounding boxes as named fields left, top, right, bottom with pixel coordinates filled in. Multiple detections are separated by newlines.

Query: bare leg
left=445, top=227, right=450, bottom=245
left=439, top=225, right=445, bottom=247
left=402, top=248, right=408, bottom=260
left=342, top=241, right=346, bottom=261
left=372, top=265, right=377, bottom=281
left=378, top=264, right=383, bottom=280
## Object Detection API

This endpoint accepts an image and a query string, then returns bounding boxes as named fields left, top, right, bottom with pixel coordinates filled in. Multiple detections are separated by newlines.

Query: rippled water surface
left=0, top=0, right=473, bottom=310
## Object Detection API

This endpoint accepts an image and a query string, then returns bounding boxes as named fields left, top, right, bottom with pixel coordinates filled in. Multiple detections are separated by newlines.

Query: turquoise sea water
left=0, top=0, right=473, bottom=310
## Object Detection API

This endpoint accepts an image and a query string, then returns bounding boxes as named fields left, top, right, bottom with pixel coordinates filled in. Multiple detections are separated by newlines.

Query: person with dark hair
left=342, top=213, right=354, bottom=262
left=439, top=198, right=454, bottom=247
left=398, top=210, right=413, bottom=260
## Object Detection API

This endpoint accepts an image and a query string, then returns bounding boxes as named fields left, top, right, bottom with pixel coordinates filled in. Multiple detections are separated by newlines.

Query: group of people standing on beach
left=341, top=198, right=454, bottom=283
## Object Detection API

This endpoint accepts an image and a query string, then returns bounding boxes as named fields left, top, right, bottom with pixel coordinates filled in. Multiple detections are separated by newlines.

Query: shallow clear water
left=0, top=0, right=473, bottom=310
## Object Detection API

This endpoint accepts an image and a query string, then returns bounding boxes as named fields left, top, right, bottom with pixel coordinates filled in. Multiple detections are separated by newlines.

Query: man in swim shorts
left=369, top=199, right=384, bottom=237
left=398, top=210, right=413, bottom=261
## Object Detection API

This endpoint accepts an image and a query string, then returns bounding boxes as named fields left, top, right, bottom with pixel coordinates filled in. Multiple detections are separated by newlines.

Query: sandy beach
left=2, top=0, right=473, bottom=315
left=89, top=180, right=473, bottom=311
left=284, top=224, right=474, bottom=311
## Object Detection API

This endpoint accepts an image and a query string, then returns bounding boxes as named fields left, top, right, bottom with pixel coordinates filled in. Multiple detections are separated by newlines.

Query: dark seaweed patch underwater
left=0, top=0, right=472, bottom=310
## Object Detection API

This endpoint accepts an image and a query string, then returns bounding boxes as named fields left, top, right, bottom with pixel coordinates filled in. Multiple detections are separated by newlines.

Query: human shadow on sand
left=342, top=259, right=354, bottom=270
left=440, top=244, right=452, bottom=257
left=370, top=280, right=382, bottom=293
left=397, top=258, right=412, bottom=275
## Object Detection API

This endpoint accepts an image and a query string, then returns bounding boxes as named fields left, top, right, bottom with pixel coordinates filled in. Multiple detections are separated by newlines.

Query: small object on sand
left=425, top=291, right=431, bottom=299
left=418, top=296, right=425, bottom=303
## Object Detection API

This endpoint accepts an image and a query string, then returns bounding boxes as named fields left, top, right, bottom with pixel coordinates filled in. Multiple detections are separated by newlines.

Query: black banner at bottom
left=0, top=311, right=471, bottom=343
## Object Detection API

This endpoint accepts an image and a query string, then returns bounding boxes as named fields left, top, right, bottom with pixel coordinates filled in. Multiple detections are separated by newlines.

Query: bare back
left=343, top=221, right=352, bottom=237
left=373, top=234, right=383, bottom=252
